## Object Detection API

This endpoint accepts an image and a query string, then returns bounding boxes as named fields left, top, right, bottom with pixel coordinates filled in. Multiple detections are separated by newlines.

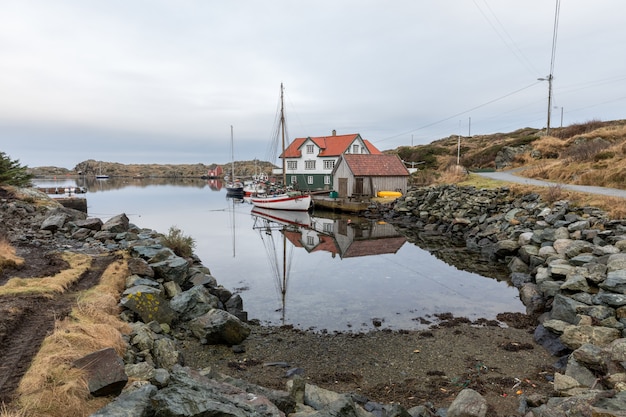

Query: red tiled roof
left=341, top=154, right=410, bottom=176
left=282, top=133, right=382, bottom=158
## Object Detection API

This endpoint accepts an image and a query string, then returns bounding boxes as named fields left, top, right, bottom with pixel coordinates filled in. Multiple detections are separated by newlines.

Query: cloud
left=1, top=0, right=625, bottom=168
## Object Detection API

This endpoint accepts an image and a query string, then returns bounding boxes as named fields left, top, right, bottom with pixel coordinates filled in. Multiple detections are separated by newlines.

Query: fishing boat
left=250, top=84, right=311, bottom=211
left=225, top=125, right=244, bottom=196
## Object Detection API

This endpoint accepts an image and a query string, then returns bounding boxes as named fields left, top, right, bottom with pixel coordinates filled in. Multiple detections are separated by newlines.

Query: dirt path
left=0, top=249, right=115, bottom=403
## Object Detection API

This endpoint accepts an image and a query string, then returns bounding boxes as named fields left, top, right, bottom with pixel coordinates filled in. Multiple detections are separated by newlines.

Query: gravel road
left=475, top=169, right=626, bottom=198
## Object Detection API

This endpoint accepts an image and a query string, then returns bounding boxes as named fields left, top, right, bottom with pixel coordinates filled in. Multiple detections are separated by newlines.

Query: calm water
left=34, top=177, right=524, bottom=332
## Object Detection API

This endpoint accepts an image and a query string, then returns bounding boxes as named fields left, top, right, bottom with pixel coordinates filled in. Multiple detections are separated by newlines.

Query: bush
left=162, top=226, right=196, bottom=258
left=0, top=152, right=33, bottom=187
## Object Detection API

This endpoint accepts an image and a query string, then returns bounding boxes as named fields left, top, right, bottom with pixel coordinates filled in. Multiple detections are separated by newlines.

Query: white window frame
left=307, top=176, right=313, bottom=184
left=305, top=160, right=316, bottom=170
left=287, top=161, right=297, bottom=170
left=324, top=160, right=335, bottom=170
left=306, top=144, right=315, bottom=154
left=290, top=175, right=297, bottom=184
left=324, top=175, right=331, bottom=185
left=352, top=144, right=359, bottom=153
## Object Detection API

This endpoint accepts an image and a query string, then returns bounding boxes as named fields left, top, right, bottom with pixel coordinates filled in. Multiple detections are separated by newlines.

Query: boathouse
left=331, top=154, right=410, bottom=198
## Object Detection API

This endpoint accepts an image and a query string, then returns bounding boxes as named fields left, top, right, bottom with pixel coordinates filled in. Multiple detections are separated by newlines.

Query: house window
left=306, top=235, right=315, bottom=246
left=306, top=145, right=314, bottom=154
left=324, top=175, right=330, bottom=185
left=324, top=160, right=335, bottom=169
left=305, top=160, right=316, bottom=170
left=290, top=175, right=297, bottom=184
left=287, top=161, right=297, bottom=170
left=307, top=176, right=313, bottom=184
left=323, top=222, right=333, bottom=233
left=352, top=144, right=359, bottom=153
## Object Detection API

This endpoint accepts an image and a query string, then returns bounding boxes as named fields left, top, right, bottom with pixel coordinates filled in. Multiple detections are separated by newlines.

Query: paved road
left=475, top=169, right=626, bottom=199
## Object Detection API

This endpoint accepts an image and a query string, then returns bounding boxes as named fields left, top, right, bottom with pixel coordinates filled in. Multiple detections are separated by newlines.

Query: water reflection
left=34, top=176, right=226, bottom=192
left=250, top=208, right=408, bottom=326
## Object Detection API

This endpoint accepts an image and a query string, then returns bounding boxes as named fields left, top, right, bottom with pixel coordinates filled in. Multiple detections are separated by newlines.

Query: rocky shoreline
left=3, top=184, right=626, bottom=416
left=376, top=185, right=626, bottom=414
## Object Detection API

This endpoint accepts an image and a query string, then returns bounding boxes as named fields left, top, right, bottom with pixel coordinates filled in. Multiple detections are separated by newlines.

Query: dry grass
left=11, top=252, right=131, bottom=417
left=0, top=252, right=91, bottom=296
left=0, top=238, right=24, bottom=273
left=436, top=163, right=469, bottom=184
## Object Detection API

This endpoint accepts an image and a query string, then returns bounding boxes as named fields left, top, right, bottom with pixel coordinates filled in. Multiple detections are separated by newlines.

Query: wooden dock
left=312, top=196, right=371, bottom=213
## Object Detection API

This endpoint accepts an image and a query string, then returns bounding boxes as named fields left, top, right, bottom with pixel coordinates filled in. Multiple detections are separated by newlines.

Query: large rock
left=151, top=366, right=283, bottom=417
left=447, top=388, right=487, bottom=417
left=73, top=348, right=127, bottom=397
left=170, top=285, right=220, bottom=321
left=121, top=285, right=176, bottom=325
left=102, top=213, right=130, bottom=233
left=560, top=325, right=621, bottom=350
left=188, top=309, right=251, bottom=345
left=90, top=383, right=157, bottom=417
left=150, top=254, right=190, bottom=285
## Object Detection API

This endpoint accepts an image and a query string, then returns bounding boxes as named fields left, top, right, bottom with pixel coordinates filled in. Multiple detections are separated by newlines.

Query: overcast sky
left=1, top=1, right=625, bottom=169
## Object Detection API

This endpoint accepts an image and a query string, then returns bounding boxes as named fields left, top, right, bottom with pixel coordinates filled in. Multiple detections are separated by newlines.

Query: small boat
left=225, top=125, right=244, bottom=196
left=96, top=162, right=109, bottom=179
left=251, top=84, right=311, bottom=211
left=377, top=190, right=402, bottom=198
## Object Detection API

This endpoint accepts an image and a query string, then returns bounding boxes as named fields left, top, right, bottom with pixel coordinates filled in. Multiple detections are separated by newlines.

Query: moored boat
left=251, top=83, right=311, bottom=211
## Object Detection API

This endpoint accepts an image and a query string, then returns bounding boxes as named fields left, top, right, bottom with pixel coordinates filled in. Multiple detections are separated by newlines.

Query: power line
left=373, top=81, right=542, bottom=144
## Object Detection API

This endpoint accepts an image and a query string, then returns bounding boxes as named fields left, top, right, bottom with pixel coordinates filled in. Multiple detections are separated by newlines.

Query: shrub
left=162, top=226, right=196, bottom=258
left=0, top=152, right=33, bottom=187
left=554, top=119, right=605, bottom=139
left=594, top=151, right=615, bottom=161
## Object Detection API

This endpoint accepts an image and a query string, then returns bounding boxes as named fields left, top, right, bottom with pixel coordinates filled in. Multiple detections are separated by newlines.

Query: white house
left=277, top=130, right=382, bottom=191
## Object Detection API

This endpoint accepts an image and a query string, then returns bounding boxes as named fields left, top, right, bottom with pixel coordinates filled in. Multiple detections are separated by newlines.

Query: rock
left=73, top=347, right=128, bottom=397
left=121, top=285, right=176, bottom=325
left=102, top=213, right=130, bottom=233
left=90, top=383, right=157, bottom=417
left=74, top=217, right=103, bottom=231
left=40, top=213, right=69, bottom=232
left=170, top=285, right=220, bottom=321
left=151, top=366, right=283, bottom=417
left=188, top=309, right=251, bottom=345
left=560, top=325, right=621, bottom=350
left=127, top=257, right=155, bottom=278
left=152, top=337, right=183, bottom=370
left=600, top=270, right=626, bottom=294
left=447, top=388, right=487, bottom=417
left=150, top=254, right=190, bottom=285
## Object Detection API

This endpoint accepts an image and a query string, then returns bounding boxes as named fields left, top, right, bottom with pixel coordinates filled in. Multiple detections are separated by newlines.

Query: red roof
left=282, top=133, right=381, bottom=158
left=340, top=154, right=410, bottom=176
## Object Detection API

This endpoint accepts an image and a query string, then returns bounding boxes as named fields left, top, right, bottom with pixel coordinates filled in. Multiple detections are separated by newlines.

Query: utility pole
left=540, top=0, right=560, bottom=136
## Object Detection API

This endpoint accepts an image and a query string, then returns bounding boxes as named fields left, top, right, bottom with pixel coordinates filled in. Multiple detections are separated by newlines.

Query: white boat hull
left=250, top=193, right=312, bottom=211
left=251, top=208, right=312, bottom=227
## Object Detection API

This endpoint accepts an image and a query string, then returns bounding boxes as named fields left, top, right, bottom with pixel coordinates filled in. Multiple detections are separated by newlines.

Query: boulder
left=121, top=285, right=176, bottom=325
left=447, top=388, right=487, bottom=417
left=73, top=347, right=128, bottom=397
left=188, top=309, right=251, bottom=345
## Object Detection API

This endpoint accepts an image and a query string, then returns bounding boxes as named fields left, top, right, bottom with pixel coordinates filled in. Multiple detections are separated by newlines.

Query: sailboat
left=250, top=84, right=311, bottom=211
left=96, top=162, right=109, bottom=179
left=225, top=125, right=244, bottom=196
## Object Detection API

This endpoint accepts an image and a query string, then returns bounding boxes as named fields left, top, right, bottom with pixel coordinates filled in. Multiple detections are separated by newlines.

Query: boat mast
left=231, top=125, right=235, bottom=182
left=280, top=83, right=286, bottom=187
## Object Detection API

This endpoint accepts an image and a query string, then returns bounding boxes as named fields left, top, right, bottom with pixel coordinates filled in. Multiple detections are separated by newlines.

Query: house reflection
left=251, top=207, right=407, bottom=324
left=304, top=216, right=406, bottom=258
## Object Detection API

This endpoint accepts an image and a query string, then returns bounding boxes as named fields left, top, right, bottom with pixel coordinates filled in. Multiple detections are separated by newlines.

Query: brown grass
left=0, top=238, right=24, bottom=273
left=11, top=252, right=131, bottom=417
left=0, top=252, right=91, bottom=296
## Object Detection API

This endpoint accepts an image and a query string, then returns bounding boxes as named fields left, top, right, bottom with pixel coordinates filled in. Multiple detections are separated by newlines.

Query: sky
left=1, top=1, right=625, bottom=169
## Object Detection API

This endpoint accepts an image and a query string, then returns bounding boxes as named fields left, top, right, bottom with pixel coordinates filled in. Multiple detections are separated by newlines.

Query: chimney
left=332, top=129, right=336, bottom=136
